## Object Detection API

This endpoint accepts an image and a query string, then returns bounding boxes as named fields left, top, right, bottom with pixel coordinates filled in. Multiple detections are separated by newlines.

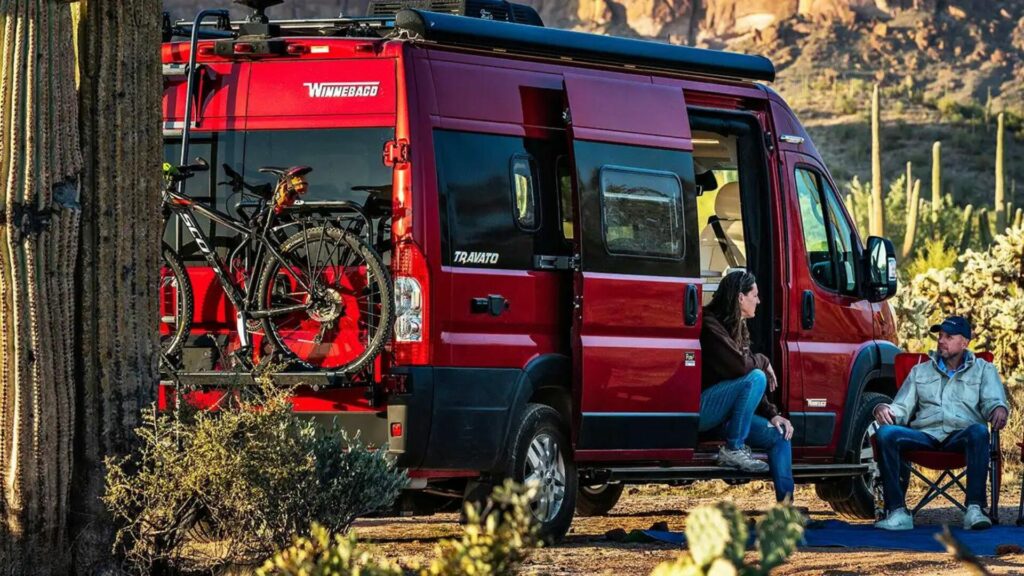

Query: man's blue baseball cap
left=930, top=315, right=971, bottom=339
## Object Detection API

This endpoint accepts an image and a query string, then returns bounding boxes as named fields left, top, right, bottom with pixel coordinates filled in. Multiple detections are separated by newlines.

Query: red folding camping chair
left=873, top=351, right=1003, bottom=524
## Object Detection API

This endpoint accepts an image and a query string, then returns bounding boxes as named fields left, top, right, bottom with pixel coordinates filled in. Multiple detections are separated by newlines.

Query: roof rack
left=167, top=15, right=398, bottom=39
left=393, top=8, right=776, bottom=83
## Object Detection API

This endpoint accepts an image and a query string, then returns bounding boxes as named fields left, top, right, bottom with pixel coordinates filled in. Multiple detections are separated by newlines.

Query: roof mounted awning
left=393, top=8, right=776, bottom=83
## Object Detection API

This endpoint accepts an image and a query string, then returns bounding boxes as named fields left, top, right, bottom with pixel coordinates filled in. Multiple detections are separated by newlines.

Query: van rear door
left=563, top=74, right=701, bottom=460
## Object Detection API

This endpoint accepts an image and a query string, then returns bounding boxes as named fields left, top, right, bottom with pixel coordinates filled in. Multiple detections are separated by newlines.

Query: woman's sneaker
left=717, top=445, right=769, bottom=473
left=874, top=507, right=913, bottom=530
left=963, top=505, right=992, bottom=530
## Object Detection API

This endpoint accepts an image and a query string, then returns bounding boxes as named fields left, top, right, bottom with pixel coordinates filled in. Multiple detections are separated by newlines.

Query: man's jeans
left=699, top=370, right=794, bottom=502
left=875, top=423, right=990, bottom=512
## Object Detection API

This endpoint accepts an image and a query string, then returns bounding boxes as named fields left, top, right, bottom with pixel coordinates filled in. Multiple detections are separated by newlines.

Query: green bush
left=104, top=382, right=407, bottom=573
left=260, top=480, right=541, bottom=576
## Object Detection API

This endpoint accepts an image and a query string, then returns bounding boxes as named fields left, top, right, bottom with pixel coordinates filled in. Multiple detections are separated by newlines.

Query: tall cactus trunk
left=977, top=207, right=993, bottom=248
left=931, top=141, right=942, bottom=231
left=0, top=3, right=83, bottom=573
left=995, top=112, right=1006, bottom=232
left=959, top=205, right=974, bottom=253
left=69, top=0, right=163, bottom=571
left=1015, top=208, right=1023, bottom=230
left=902, top=179, right=921, bottom=259
left=870, top=84, right=884, bottom=237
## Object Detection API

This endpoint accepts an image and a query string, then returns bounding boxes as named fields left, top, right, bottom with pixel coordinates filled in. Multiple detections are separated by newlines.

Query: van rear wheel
left=816, top=391, right=889, bottom=520
left=576, top=482, right=624, bottom=517
left=504, top=403, right=577, bottom=542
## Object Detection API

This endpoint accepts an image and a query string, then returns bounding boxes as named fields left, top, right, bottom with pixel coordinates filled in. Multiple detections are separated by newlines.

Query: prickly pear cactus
left=686, top=501, right=748, bottom=569
left=756, top=504, right=806, bottom=573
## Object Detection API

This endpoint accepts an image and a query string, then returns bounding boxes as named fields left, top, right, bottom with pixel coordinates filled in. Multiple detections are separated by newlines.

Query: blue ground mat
left=643, top=520, right=1024, bottom=556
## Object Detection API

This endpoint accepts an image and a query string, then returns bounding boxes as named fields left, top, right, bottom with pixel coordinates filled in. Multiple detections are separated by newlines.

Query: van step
left=604, top=463, right=869, bottom=484
left=159, top=370, right=356, bottom=389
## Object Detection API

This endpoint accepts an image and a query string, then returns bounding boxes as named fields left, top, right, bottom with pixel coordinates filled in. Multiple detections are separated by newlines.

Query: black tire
left=160, top=243, right=193, bottom=358
left=503, top=403, right=577, bottom=542
left=576, top=482, right=624, bottom=517
left=257, top=226, right=393, bottom=374
left=816, top=391, right=890, bottom=520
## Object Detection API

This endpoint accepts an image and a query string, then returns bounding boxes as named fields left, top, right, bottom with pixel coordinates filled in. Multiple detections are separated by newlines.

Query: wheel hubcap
left=524, top=433, right=566, bottom=523
left=861, top=424, right=884, bottom=513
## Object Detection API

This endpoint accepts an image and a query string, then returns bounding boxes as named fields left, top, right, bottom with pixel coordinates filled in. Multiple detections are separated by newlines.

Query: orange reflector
left=390, top=423, right=403, bottom=437
left=234, top=43, right=254, bottom=54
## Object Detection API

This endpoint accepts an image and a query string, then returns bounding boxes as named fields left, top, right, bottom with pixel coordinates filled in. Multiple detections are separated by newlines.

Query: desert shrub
left=104, top=382, right=407, bottom=573
left=649, top=501, right=805, bottom=576
left=260, top=480, right=541, bottom=576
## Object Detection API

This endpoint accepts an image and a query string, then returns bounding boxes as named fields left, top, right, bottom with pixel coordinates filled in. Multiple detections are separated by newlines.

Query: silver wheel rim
left=524, top=433, right=566, bottom=523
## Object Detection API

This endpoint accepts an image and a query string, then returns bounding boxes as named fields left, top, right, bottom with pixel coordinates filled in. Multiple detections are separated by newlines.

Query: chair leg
left=912, top=469, right=968, bottom=515
left=989, top=459, right=1001, bottom=525
left=1017, top=474, right=1024, bottom=527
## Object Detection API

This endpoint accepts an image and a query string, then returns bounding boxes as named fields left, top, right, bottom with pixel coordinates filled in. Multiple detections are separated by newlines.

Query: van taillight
left=393, top=241, right=430, bottom=365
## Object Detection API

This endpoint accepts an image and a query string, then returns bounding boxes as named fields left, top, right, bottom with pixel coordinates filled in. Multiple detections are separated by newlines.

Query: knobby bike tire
left=160, top=243, right=194, bottom=358
left=256, top=226, right=393, bottom=374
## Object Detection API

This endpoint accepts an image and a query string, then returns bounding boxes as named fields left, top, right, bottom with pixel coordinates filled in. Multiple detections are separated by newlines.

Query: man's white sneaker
left=963, top=505, right=992, bottom=530
left=717, top=445, right=769, bottom=473
left=874, top=507, right=913, bottom=530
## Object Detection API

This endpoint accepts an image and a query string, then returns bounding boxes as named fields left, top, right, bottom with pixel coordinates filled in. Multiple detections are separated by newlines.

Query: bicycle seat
left=258, top=165, right=313, bottom=179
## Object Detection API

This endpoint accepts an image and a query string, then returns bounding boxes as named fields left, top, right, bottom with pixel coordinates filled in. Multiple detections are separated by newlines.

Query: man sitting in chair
left=874, top=316, right=1010, bottom=531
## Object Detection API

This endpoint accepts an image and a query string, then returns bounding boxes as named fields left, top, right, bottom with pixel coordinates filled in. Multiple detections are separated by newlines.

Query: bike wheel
left=160, top=243, right=193, bottom=358
left=256, top=226, right=393, bottom=373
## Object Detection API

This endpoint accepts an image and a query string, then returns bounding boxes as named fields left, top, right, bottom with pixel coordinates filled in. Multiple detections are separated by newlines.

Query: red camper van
left=159, top=0, right=901, bottom=539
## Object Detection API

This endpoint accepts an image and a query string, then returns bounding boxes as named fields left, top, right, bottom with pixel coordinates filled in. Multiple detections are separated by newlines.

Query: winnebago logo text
left=303, top=81, right=380, bottom=98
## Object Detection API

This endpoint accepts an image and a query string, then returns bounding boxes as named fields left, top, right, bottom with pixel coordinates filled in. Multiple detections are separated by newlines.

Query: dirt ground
left=353, top=481, right=1024, bottom=575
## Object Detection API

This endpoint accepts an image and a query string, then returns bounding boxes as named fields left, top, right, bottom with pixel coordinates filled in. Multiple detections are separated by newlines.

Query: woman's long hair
left=706, top=270, right=756, bottom=349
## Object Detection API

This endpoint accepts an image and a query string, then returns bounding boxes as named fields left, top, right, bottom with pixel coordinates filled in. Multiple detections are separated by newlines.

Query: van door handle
left=472, top=295, right=509, bottom=317
left=684, top=284, right=699, bottom=326
left=802, top=290, right=815, bottom=329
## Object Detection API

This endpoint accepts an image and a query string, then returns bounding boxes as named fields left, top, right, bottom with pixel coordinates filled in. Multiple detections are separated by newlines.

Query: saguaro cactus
left=902, top=178, right=921, bottom=259
left=932, top=141, right=942, bottom=228
left=870, top=84, right=884, bottom=237
left=0, top=3, right=83, bottom=572
left=0, top=2, right=162, bottom=574
left=71, top=0, right=163, bottom=572
left=995, top=112, right=1006, bottom=232
left=959, top=204, right=975, bottom=252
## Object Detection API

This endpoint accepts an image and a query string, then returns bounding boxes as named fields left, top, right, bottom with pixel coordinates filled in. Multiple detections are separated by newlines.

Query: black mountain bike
left=160, top=159, right=393, bottom=374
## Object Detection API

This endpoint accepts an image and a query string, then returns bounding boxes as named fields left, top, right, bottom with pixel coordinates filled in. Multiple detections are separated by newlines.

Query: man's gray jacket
left=885, top=350, right=1010, bottom=442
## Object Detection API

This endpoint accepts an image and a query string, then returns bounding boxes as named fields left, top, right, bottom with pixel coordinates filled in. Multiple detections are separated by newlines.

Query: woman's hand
left=770, top=415, right=794, bottom=441
left=765, top=364, right=778, bottom=392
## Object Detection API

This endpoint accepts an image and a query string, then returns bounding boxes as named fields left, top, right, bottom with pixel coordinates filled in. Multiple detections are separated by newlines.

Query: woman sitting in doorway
left=699, top=269, right=795, bottom=503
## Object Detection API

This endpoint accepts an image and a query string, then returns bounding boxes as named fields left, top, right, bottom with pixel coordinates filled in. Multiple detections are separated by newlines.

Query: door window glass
left=599, top=166, right=684, bottom=259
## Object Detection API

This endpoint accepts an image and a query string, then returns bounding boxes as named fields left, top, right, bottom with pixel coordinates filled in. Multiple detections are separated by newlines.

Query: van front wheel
left=816, top=391, right=890, bottom=520
left=504, top=403, right=577, bottom=542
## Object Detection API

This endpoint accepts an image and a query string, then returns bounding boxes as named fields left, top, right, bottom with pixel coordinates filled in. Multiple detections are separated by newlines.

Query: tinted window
left=510, top=154, right=539, bottom=231
left=600, top=166, right=684, bottom=259
left=796, top=167, right=856, bottom=292
left=164, top=132, right=244, bottom=262
left=244, top=128, right=393, bottom=205
left=823, top=179, right=858, bottom=294
left=434, top=130, right=566, bottom=269
left=163, top=128, right=392, bottom=263
left=571, top=141, right=698, bottom=277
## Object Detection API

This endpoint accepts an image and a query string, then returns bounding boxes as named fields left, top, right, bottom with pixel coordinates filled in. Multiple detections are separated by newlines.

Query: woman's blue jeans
left=699, top=369, right=795, bottom=502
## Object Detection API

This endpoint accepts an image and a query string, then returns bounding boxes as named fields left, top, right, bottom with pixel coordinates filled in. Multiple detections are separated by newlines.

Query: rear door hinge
left=383, top=139, right=410, bottom=167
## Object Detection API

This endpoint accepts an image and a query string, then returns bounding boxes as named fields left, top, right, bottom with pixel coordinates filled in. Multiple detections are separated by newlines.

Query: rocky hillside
left=163, top=0, right=1024, bottom=208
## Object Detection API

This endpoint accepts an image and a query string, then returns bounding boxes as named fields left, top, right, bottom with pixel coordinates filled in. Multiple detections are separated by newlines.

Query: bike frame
left=164, top=187, right=314, bottom=351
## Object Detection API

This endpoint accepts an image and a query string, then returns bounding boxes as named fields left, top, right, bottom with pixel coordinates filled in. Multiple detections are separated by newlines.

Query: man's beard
left=938, top=348, right=963, bottom=362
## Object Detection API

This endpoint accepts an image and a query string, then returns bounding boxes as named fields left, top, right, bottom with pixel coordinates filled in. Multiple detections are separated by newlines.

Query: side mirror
left=864, top=236, right=897, bottom=302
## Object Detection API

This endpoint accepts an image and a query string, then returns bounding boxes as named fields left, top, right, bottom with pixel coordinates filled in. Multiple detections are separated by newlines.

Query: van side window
left=556, top=156, right=573, bottom=241
left=510, top=154, right=539, bottom=231
left=795, top=167, right=857, bottom=294
left=822, top=180, right=857, bottom=294
left=599, top=166, right=684, bottom=259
